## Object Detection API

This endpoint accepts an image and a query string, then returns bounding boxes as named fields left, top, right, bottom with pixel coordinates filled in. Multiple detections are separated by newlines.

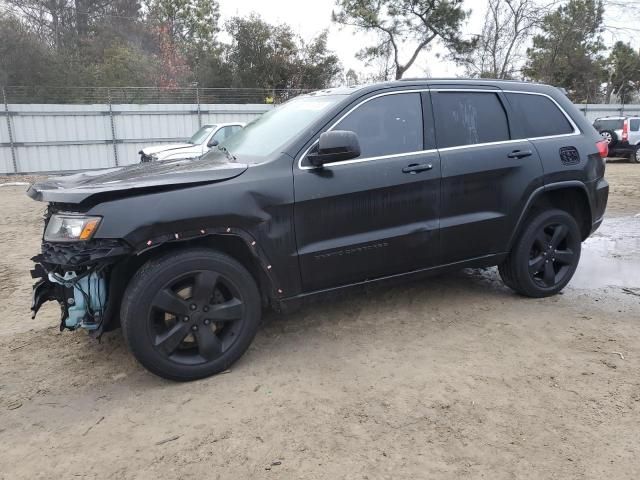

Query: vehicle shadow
left=17, top=266, right=516, bottom=390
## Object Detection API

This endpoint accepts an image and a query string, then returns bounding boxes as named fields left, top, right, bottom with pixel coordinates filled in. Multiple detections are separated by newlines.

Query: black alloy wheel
left=150, top=270, right=245, bottom=365
left=499, top=209, right=581, bottom=298
left=121, top=249, right=261, bottom=381
left=527, top=222, right=577, bottom=289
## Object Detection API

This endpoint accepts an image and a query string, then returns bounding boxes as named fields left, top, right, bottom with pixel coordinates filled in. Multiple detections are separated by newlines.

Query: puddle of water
left=571, top=216, right=640, bottom=289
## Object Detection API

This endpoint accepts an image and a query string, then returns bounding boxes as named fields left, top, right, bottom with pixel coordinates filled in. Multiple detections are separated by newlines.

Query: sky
left=219, top=0, right=640, bottom=80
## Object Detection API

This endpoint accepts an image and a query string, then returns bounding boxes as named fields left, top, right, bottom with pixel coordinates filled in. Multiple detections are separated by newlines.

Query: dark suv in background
left=29, top=79, right=609, bottom=381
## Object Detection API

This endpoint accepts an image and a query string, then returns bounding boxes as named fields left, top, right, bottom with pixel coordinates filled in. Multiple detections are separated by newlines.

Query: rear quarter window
left=506, top=93, right=574, bottom=138
left=630, top=119, right=640, bottom=131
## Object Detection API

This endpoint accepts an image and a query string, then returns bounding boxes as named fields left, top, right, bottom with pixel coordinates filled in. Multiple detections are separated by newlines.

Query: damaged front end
left=31, top=207, right=131, bottom=337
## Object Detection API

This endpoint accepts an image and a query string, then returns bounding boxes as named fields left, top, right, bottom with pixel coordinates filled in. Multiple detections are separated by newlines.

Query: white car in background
left=139, top=123, right=244, bottom=162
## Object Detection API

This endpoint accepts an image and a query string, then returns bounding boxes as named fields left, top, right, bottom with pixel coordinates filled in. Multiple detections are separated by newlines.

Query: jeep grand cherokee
left=29, top=79, right=609, bottom=381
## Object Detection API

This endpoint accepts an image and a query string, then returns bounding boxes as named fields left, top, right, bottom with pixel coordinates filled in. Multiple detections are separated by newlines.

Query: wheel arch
left=118, top=232, right=280, bottom=310
left=508, top=182, right=593, bottom=250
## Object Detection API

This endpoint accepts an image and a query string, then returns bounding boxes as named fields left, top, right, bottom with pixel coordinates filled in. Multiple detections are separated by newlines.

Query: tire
left=630, top=145, right=640, bottom=164
left=121, top=248, right=261, bottom=381
left=599, top=129, right=618, bottom=146
left=499, top=209, right=581, bottom=298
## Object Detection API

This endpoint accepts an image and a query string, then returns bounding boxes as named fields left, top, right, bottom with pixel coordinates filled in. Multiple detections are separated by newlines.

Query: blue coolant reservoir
left=49, top=272, right=107, bottom=330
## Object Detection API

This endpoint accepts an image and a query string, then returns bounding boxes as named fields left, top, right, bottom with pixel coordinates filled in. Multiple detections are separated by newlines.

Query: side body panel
left=293, top=151, right=441, bottom=291
left=87, top=154, right=301, bottom=297
left=524, top=89, right=608, bottom=225
left=438, top=141, right=543, bottom=262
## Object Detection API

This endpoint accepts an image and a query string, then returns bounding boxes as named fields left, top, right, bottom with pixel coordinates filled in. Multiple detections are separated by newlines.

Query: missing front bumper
left=31, top=265, right=107, bottom=332
left=30, top=239, right=130, bottom=335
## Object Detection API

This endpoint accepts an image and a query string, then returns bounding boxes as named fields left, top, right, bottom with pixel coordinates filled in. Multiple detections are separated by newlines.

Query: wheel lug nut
left=203, top=306, right=210, bottom=312
left=190, top=304, right=197, bottom=310
left=204, top=319, right=211, bottom=325
left=191, top=325, right=198, bottom=331
left=183, top=316, right=190, bottom=322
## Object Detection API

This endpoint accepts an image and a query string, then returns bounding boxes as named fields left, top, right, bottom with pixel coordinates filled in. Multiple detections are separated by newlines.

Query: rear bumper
left=589, top=177, right=609, bottom=235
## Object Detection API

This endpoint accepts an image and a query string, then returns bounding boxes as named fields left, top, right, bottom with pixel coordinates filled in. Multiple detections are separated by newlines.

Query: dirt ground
left=1, top=163, right=640, bottom=479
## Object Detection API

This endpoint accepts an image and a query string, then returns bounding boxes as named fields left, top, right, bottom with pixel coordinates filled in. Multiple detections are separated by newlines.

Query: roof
left=308, top=78, right=557, bottom=98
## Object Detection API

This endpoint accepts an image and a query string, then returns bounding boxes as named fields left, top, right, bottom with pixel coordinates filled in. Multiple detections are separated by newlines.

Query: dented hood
left=27, top=157, right=248, bottom=204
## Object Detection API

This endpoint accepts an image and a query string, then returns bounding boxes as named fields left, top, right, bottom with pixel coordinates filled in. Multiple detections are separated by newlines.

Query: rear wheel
left=499, top=209, right=581, bottom=298
left=600, top=129, right=617, bottom=146
left=121, top=248, right=261, bottom=381
left=631, top=145, right=640, bottom=164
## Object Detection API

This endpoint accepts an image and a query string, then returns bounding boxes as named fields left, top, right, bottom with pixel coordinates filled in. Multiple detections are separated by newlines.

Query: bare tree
left=458, top=0, right=555, bottom=79
left=333, top=0, right=473, bottom=80
left=600, top=0, right=640, bottom=40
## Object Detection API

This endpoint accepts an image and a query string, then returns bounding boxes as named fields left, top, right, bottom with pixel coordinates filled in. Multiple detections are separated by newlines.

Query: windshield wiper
left=217, top=145, right=236, bottom=161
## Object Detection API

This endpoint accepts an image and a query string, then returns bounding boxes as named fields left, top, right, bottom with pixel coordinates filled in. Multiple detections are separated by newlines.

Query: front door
left=293, top=91, right=441, bottom=292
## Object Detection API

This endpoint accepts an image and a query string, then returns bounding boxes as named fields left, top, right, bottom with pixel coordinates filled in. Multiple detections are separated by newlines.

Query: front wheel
left=630, top=145, right=640, bottom=164
left=121, top=248, right=261, bottom=381
left=499, top=209, right=581, bottom=298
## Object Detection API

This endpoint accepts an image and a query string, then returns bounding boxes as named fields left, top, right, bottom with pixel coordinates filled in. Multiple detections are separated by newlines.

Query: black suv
left=29, top=79, right=609, bottom=381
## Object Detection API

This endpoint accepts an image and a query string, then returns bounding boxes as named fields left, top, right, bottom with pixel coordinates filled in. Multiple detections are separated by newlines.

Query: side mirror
left=208, top=139, right=219, bottom=148
left=307, top=130, right=361, bottom=167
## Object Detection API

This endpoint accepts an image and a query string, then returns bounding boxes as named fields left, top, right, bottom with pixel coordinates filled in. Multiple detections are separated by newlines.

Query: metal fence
left=2, top=86, right=313, bottom=105
left=577, top=103, right=640, bottom=122
left=0, top=86, right=317, bottom=174
left=0, top=103, right=278, bottom=174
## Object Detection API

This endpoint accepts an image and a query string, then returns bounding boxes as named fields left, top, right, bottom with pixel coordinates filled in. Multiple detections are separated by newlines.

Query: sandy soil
left=1, top=164, right=639, bottom=479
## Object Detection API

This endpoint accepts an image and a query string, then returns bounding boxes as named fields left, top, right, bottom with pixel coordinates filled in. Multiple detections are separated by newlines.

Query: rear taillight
left=596, top=139, right=608, bottom=158
left=622, top=120, right=629, bottom=142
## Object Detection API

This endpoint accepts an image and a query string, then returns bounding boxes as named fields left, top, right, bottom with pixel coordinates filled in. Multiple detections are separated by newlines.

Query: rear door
left=293, top=90, right=441, bottom=292
left=431, top=88, right=544, bottom=264
left=630, top=118, right=640, bottom=145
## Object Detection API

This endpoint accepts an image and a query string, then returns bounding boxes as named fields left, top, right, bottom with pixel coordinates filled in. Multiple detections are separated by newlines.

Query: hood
left=141, top=143, right=193, bottom=156
left=27, top=157, right=248, bottom=204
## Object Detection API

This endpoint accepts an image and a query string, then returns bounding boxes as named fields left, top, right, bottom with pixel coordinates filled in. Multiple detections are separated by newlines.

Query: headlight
left=44, top=214, right=102, bottom=242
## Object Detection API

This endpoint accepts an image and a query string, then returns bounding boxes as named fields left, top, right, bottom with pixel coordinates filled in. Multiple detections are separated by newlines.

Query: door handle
left=402, top=163, right=433, bottom=174
left=507, top=149, right=533, bottom=159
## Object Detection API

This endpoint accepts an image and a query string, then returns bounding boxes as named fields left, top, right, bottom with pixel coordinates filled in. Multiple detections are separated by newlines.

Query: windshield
left=188, top=125, right=216, bottom=144
left=202, top=95, right=344, bottom=163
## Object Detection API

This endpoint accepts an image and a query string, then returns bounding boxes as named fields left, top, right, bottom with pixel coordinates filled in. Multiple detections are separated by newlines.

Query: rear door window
left=333, top=93, right=423, bottom=158
left=432, top=92, right=510, bottom=148
left=506, top=93, right=574, bottom=138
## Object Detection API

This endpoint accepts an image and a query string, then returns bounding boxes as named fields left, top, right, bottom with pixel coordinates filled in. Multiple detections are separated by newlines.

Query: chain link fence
left=1, top=86, right=312, bottom=174
left=2, top=86, right=313, bottom=105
